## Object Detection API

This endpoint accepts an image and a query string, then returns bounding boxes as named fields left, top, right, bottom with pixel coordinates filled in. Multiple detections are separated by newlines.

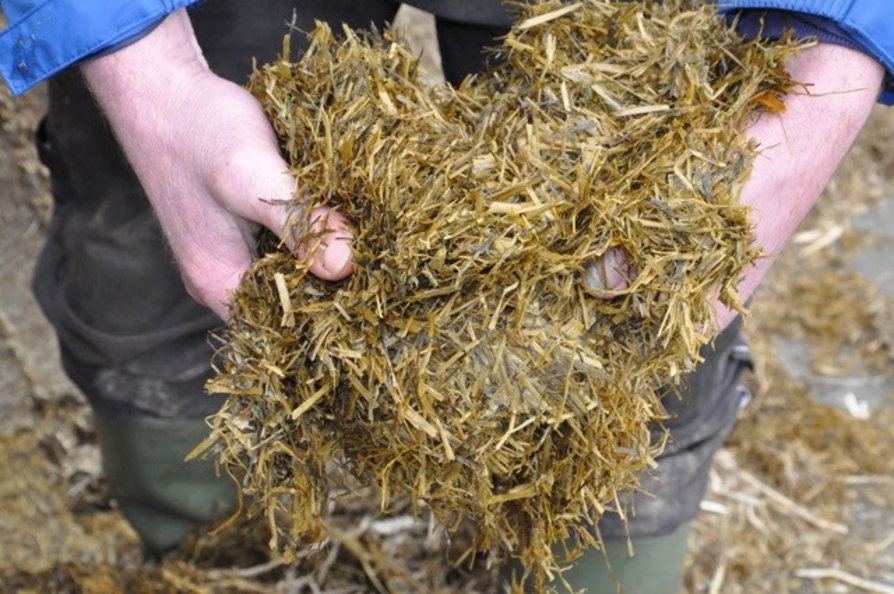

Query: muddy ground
left=0, top=6, right=892, bottom=593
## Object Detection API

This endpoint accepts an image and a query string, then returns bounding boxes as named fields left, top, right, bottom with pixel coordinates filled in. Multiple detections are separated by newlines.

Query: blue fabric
left=0, top=0, right=202, bottom=96
left=720, top=1, right=894, bottom=105
left=737, top=10, right=867, bottom=54
left=734, top=10, right=894, bottom=101
left=0, top=0, right=892, bottom=102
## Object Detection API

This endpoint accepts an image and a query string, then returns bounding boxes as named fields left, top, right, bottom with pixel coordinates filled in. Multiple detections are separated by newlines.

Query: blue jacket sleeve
left=718, top=0, right=894, bottom=105
left=0, top=0, right=202, bottom=96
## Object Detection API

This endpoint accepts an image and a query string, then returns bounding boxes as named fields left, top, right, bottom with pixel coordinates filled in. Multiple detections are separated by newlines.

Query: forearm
left=78, top=7, right=232, bottom=305
left=718, top=43, right=884, bottom=328
left=81, top=9, right=210, bottom=164
left=81, top=9, right=208, bottom=97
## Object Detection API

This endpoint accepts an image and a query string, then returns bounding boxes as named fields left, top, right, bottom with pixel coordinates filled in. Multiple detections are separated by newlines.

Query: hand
left=582, top=45, right=884, bottom=328
left=81, top=9, right=353, bottom=321
left=718, top=43, right=884, bottom=329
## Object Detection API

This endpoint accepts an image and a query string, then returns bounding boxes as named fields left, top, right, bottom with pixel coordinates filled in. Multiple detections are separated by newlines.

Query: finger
left=211, top=150, right=354, bottom=279
left=582, top=247, right=634, bottom=299
left=262, top=199, right=355, bottom=280
left=180, top=249, right=251, bottom=322
left=303, top=206, right=354, bottom=280
left=185, top=264, right=245, bottom=322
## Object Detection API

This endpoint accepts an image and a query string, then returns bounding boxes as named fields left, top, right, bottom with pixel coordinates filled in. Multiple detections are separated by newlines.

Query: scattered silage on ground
left=194, top=1, right=801, bottom=588
left=3, top=5, right=894, bottom=594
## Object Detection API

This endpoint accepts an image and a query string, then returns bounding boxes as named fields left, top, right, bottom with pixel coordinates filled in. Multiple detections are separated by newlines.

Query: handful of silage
left=197, top=0, right=799, bottom=584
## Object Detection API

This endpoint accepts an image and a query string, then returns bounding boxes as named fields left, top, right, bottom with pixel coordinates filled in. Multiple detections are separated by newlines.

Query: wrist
left=715, top=42, right=883, bottom=330
left=785, top=42, right=885, bottom=111
left=81, top=9, right=210, bottom=121
left=744, top=42, right=883, bottom=253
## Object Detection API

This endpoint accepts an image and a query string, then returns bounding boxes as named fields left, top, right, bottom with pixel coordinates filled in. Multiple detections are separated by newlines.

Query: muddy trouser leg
left=432, top=19, right=755, bottom=593
left=546, top=321, right=752, bottom=594
left=494, top=321, right=752, bottom=594
left=33, top=0, right=400, bottom=557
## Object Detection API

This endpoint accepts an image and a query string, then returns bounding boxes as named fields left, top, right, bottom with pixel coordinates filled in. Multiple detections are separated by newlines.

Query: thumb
left=582, top=247, right=634, bottom=298
left=262, top=194, right=355, bottom=281
left=215, top=148, right=354, bottom=280
left=299, top=206, right=355, bottom=281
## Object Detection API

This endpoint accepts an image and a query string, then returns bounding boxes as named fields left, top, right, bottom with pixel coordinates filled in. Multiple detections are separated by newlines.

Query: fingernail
left=582, top=247, right=632, bottom=298
left=323, top=246, right=352, bottom=275
left=582, top=260, right=609, bottom=295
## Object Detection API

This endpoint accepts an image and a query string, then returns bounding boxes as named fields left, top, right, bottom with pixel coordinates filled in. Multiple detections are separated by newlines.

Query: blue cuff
left=0, top=0, right=203, bottom=96
left=736, top=10, right=866, bottom=53
left=719, top=1, right=894, bottom=105
left=91, top=18, right=166, bottom=61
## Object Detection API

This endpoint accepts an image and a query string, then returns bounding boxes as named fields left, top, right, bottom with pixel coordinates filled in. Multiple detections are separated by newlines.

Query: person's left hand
left=582, top=43, right=884, bottom=332
left=716, top=42, right=883, bottom=329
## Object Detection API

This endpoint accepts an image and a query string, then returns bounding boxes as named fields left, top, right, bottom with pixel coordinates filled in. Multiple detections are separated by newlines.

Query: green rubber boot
left=92, top=410, right=237, bottom=557
left=501, top=523, right=691, bottom=594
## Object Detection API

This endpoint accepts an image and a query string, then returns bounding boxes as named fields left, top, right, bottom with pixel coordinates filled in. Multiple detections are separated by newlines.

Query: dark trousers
left=33, top=0, right=752, bottom=541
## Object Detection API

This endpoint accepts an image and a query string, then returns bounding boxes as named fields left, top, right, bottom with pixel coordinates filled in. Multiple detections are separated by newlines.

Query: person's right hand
left=81, top=9, right=353, bottom=321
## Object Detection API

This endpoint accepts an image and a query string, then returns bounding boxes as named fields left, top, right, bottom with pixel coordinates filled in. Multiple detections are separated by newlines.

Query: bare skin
left=716, top=43, right=884, bottom=328
left=82, top=9, right=884, bottom=328
left=82, top=10, right=354, bottom=321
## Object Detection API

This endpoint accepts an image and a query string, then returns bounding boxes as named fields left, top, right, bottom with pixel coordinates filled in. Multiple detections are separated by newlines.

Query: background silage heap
left=195, top=0, right=799, bottom=588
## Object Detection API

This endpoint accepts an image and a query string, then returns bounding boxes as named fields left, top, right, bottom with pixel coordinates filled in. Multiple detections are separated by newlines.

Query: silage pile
left=195, top=1, right=799, bottom=587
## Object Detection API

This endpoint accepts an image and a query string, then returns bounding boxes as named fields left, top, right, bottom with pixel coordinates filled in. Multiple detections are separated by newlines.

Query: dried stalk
left=197, top=1, right=801, bottom=589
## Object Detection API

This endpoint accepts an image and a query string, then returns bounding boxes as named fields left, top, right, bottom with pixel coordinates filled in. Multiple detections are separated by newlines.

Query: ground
left=0, top=6, right=892, bottom=593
